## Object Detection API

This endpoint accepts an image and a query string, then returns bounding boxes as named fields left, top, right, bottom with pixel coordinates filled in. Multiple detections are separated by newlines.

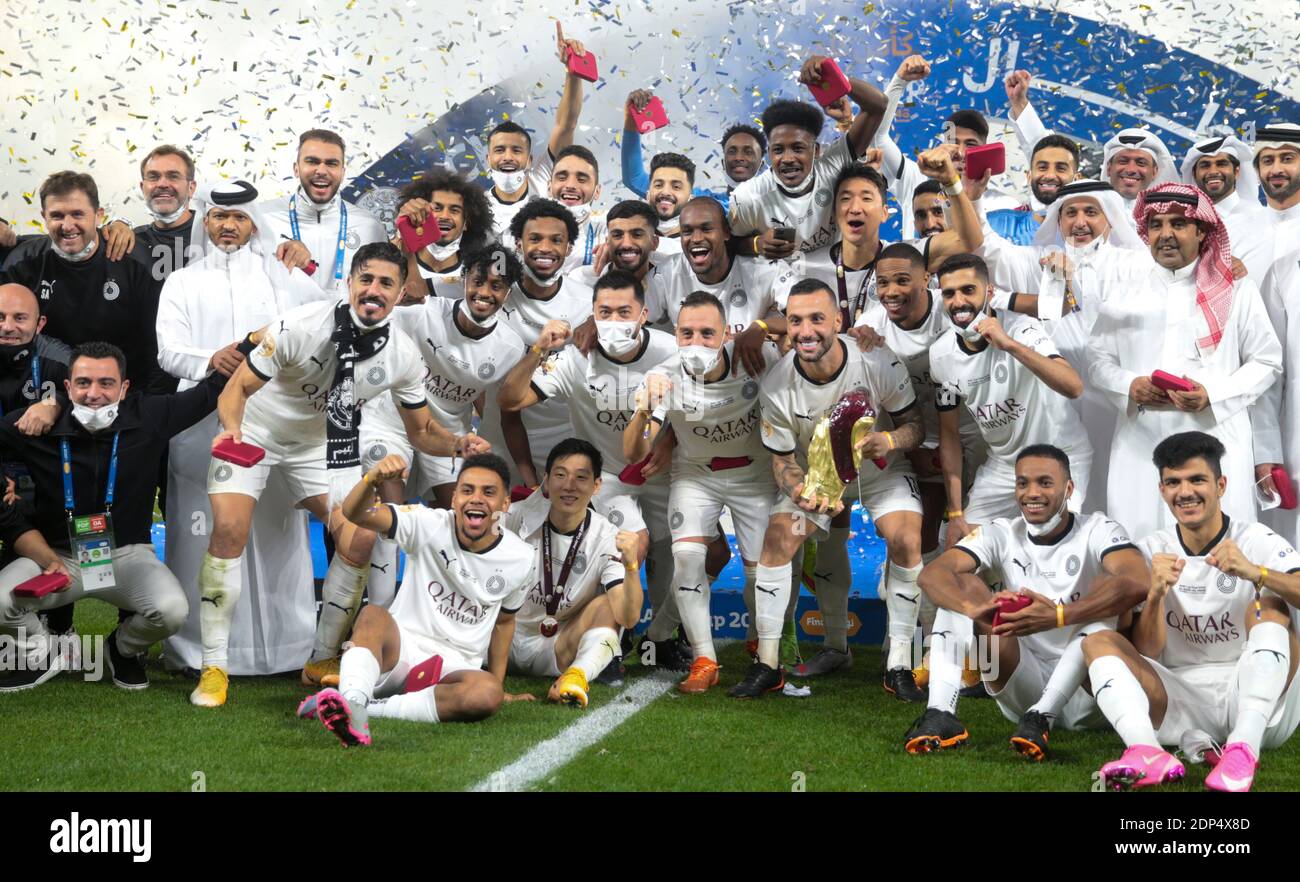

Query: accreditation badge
left=67, top=512, right=117, bottom=591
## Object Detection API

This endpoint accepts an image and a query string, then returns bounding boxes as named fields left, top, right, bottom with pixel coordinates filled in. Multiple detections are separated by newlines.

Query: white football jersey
left=645, top=253, right=791, bottom=335
left=365, top=297, right=525, bottom=438
left=244, top=299, right=427, bottom=443
left=490, top=148, right=554, bottom=249
left=1139, top=517, right=1300, bottom=670
left=648, top=340, right=780, bottom=465
left=502, top=492, right=629, bottom=633
left=414, top=256, right=467, bottom=300
left=957, top=512, right=1137, bottom=659
left=729, top=136, right=857, bottom=252
left=384, top=505, right=533, bottom=669
left=856, top=294, right=980, bottom=449
left=497, top=275, right=596, bottom=440
left=929, top=312, right=1088, bottom=464
left=759, top=336, right=916, bottom=479
left=531, top=328, right=678, bottom=473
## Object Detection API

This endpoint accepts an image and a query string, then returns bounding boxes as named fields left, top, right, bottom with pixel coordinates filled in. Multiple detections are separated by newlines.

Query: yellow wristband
left=945, top=509, right=964, bottom=519
left=753, top=235, right=761, bottom=255
left=754, top=318, right=769, bottom=333
left=530, top=343, right=546, bottom=358
left=1260, top=566, right=1270, bottom=588
left=363, top=471, right=375, bottom=485
left=885, top=431, right=896, bottom=450
left=1056, top=601, right=1066, bottom=628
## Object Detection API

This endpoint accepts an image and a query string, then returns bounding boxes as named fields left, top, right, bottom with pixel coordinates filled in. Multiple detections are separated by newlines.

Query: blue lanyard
left=289, top=193, right=348, bottom=284
left=582, top=224, right=594, bottom=266
left=0, top=356, right=41, bottom=418
left=60, top=431, right=120, bottom=513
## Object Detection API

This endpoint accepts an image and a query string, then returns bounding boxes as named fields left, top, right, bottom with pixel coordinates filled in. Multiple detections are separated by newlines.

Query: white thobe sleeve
left=1198, top=280, right=1282, bottom=429
left=1247, top=271, right=1288, bottom=464
left=1087, top=303, right=1141, bottom=416
left=975, top=206, right=1042, bottom=293
left=155, top=274, right=214, bottom=382
left=1011, top=99, right=1051, bottom=156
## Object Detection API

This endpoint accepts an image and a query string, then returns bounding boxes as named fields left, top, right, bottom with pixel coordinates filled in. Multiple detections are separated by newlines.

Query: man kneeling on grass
left=297, top=452, right=533, bottom=747
left=501, top=438, right=642, bottom=708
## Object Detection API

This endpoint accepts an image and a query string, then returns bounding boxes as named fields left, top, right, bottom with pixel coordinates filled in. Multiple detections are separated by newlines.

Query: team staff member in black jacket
left=0, top=340, right=245, bottom=691
left=0, top=172, right=168, bottom=394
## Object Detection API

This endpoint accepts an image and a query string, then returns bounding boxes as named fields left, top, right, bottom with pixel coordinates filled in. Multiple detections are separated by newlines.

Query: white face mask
left=424, top=235, right=461, bottom=262
left=680, top=344, right=721, bottom=377
left=72, top=394, right=122, bottom=432
left=458, top=295, right=498, bottom=330
left=566, top=202, right=592, bottom=227
left=958, top=305, right=990, bottom=343
left=1256, top=475, right=1282, bottom=512
left=148, top=200, right=189, bottom=225
left=349, top=303, right=391, bottom=331
left=1024, top=492, right=1071, bottom=537
left=491, top=168, right=528, bottom=193
left=52, top=234, right=97, bottom=263
left=521, top=261, right=559, bottom=287
left=596, top=320, right=641, bottom=356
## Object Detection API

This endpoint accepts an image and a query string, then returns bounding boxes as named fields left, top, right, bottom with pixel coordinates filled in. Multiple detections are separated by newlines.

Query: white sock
left=1029, top=633, right=1089, bottom=724
left=337, top=645, right=380, bottom=709
left=755, top=563, right=792, bottom=668
left=572, top=627, right=619, bottom=681
left=918, top=550, right=940, bottom=635
left=367, top=539, right=399, bottom=608
left=198, top=553, right=243, bottom=669
left=312, top=557, right=369, bottom=661
left=672, top=542, right=714, bottom=661
left=644, top=539, right=679, bottom=642
left=814, top=526, right=851, bottom=652
left=1229, top=621, right=1291, bottom=752
left=1088, top=655, right=1159, bottom=747
left=743, top=563, right=757, bottom=641
left=885, top=560, right=923, bottom=670
left=368, top=687, right=440, bottom=723
left=927, top=607, right=971, bottom=713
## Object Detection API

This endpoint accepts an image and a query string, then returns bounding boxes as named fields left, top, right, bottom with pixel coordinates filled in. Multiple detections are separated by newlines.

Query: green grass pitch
left=5, top=599, right=1299, bottom=792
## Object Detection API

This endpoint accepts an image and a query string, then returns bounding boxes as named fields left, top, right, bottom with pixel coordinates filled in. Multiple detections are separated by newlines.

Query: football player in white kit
left=1089, top=432, right=1300, bottom=792
left=548, top=145, right=607, bottom=274
left=192, top=243, right=488, bottom=708
left=906, top=445, right=1148, bottom=757
left=743, top=278, right=926, bottom=698
left=503, top=438, right=642, bottom=708
left=625, top=291, right=782, bottom=693
left=929, top=254, right=1092, bottom=543
left=390, top=169, right=496, bottom=301
left=296, top=453, right=533, bottom=746
left=498, top=270, right=685, bottom=669
left=486, top=199, right=595, bottom=485
left=357, top=247, right=526, bottom=608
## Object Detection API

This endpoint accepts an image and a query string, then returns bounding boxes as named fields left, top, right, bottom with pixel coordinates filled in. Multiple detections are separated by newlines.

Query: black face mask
left=0, top=341, right=33, bottom=367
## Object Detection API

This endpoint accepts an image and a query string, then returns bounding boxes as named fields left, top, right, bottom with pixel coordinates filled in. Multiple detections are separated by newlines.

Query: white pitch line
left=470, top=673, right=677, bottom=792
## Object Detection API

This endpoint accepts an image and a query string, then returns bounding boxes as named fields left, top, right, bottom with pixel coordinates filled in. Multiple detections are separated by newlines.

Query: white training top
left=645, top=252, right=791, bottom=335
left=729, top=136, right=857, bottom=252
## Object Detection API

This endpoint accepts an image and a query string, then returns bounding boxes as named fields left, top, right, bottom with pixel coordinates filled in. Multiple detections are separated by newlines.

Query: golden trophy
left=800, top=390, right=880, bottom=510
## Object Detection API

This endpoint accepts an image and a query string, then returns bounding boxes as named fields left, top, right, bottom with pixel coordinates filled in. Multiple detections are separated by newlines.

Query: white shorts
left=1152, top=656, right=1300, bottom=750
left=509, top=626, right=561, bottom=678
left=360, top=425, right=414, bottom=474
left=669, top=458, right=776, bottom=561
left=771, top=456, right=922, bottom=542
left=206, top=423, right=329, bottom=504
left=415, top=451, right=460, bottom=490
left=372, top=625, right=481, bottom=699
left=987, top=642, right=1106, bottom=731
left=593, top=471, right=671, bottom=541
left=965, top=449, right=1091, bottom=525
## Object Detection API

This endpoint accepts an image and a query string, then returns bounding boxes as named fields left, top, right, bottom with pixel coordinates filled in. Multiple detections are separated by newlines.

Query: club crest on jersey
left=366, top=365, right=387, bottom=386
left=728, top=289, right=748, bottom=308
left=1065, top=555, right=1080, bottom=577
left=670, top=511, right=685, bottom=529
left=993, top=361, right=1009, bottom=383
left=486, top=574, right=505, bottom=593
left=102, top=280, right=121, bottom=301
left=326, top=378, right=356, bottom=429
left=213, top=464, right=233, bottom=483
left=1217, top=572, right=1237, bottom=594
left=355, top=186, right=401, bottom=232
left=365, top=443, right=388, bottom=464
left=345, top=229, right=362, bottom=249
left=477, top=362, right=496, bottom=381
left=571, top=552, right=588, bottom=575
left=257, top=335, right=275, bottom=358
left=607, top=510, right=624, bottom=526
left=814, top=189, right=832, bottom=207
left=742, top=379, right=759, bottom=400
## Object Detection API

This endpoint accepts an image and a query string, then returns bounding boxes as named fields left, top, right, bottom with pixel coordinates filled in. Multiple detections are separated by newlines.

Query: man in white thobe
left=1089, top=183, right=1282, bottom=539
left=157, top=181, right=329, bottom=675
left=1254, top=124, right=1300, bottom=259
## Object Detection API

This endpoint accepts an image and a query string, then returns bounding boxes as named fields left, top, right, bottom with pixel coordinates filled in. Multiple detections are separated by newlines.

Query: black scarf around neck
left=325, top=301, right=391, bottom=470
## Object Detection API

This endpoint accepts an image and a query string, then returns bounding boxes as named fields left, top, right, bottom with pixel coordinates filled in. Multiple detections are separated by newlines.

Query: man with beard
left=744, top=279, right=926, bottom=697
left=155, top=181, right=329, bottom=678
left=1090, top=432, right=1300, bottom=792
left=190, top=242, right=488, bottom=708
left=641, top=153, right=696, bottom=257
left=1089, top=184, right=1281, bottom=540
left=730, top=55, right=888, bottom=258
left=296, top=453, right=534, bottom=745
left=481, top=200, right=594, bottom=486
left=486, top=24, right=590, bottom=246
left=389, top=170, right=495, bottom=301
left=499, top=271, right=685, bottom=670
left=1, top=172, right=168, bottom=394
left=906, top=445, right=1147, bottom=756
left=260, top=129, right=387, bottom=294
left=131, top=145, right=201, bottom=281
left=645, top=197, right=790, bottom=378
left=1101, top=129, right=1180, bottom=214
left=1253, top=124, right=1300, bottom=257
left=985, top=134, right=1082, bottom=246
left=911, top=180, right=950, bottom=239
left=930, top=254, right=1092, bottom=542
left=547, top=145, right=606, bottom=274
left=1180, top=134, right=1273, bottom=280
left=354, top=247, right=524, bottom=613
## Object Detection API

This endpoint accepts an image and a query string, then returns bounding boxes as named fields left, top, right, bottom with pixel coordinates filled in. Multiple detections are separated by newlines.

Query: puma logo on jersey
left=794, top=411, right=816, bottom=421
left=1011, top=558, right=1031, bottom=576
left=370, top=562, right=390, bottom=573
left=755, top=584, right=778, bottom=596
left=439, top=550, right=456, bottom=568
left=308, top=355, right=328, bottom=369
left=678, top=584, right=703, bottom=593
left=326, top=602, right=353, bottom=615
left=898, top=593, right=919, bottom=604
left=425, top=339, right=444, bottom=357
left=200, top=596, right=219, bottom=606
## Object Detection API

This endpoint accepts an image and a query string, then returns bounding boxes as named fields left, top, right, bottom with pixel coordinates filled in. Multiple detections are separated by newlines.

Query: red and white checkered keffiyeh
left=1134, top=182, right=1234, bottom=355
